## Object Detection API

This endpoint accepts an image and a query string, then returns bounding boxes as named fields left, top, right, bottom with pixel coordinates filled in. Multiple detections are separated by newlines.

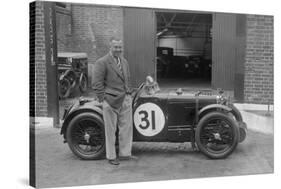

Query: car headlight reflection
left=216, top=95, right=227, bottom=105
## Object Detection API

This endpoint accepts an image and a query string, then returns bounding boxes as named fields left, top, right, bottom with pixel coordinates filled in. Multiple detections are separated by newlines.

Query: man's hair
left=109, top=36, right=122, bottom=43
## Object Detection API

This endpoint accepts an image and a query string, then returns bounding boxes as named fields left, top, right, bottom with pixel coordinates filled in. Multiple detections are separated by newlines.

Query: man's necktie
left=115, top=57, right=123, bottom=74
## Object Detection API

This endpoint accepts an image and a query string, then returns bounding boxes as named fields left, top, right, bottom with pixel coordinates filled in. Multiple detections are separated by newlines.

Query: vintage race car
left=60, top=77, right=247, bottom=160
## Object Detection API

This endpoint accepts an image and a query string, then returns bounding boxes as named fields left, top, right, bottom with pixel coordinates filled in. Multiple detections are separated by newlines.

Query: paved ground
left=34, top=127, right=273, bottom=188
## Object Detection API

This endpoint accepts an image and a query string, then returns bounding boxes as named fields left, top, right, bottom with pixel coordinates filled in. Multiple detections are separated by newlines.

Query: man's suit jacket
left=92, top=53, right=132, bottom=109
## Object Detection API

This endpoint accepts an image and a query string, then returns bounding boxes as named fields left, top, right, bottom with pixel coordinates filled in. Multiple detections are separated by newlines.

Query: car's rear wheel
left=195, top=112, right=239, bottom=159
left=66, top=112, right=105, bottom=160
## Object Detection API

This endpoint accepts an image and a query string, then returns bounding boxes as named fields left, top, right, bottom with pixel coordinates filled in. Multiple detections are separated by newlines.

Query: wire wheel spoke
left=200, top=118, right=234, bottom=152
left=71, top=119, right=104, bottom=154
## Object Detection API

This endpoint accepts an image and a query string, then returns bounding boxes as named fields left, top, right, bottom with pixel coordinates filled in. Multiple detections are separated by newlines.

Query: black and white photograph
left=3, top=0, right=277, bottom=188
left=29, top=0, right=275, bottom=188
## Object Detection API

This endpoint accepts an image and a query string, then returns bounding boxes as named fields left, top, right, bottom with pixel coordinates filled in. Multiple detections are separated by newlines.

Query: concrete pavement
left=33, top=127, right=273, bottom=188
left=234, top=103, right=273, bottom=134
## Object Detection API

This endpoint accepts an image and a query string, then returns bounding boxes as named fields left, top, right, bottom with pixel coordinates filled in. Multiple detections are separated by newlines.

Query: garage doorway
left=156, top=12, right=212, bottom=90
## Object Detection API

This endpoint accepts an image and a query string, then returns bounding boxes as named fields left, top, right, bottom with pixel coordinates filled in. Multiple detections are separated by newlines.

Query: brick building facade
left=244, top=15, right=274, bottom=104
left=30, top=1, right=48, bottom=117
left=31, top=2, right=274, bottom=119
left=56, top=4, right=72, bottom=52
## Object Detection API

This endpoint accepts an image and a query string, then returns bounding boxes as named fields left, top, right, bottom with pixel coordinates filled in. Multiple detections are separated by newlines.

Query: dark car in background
left=186, top=55, right=211, bottom=78
left=157, top=47, right=211, bottom=79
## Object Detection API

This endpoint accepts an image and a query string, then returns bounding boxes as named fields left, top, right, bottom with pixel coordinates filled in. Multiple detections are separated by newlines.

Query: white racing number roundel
left=134, top=102, right=165, bottom=137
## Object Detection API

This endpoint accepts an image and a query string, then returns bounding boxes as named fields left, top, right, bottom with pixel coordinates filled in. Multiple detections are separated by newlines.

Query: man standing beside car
left=92, top=36, right=136, bottom=165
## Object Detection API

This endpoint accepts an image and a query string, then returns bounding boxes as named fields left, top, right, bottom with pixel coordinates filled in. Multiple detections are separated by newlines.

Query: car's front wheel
left=66, top=112, right=105, bottom=160
left=195, top=112, right=239, bottom=159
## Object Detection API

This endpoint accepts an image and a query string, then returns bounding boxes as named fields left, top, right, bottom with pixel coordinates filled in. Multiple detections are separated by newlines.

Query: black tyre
left=79, top=74, right=88, bottom=93
left=66, top=112, right=105, bottom=160
left=195, top=112, right=239, bottom=159
left=58, top=78, right=71, bottom=99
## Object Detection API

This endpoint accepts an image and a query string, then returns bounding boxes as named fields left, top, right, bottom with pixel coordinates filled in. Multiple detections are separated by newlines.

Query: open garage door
left=212, top=13, right=236, bottom=90
left=123, top=8, right=156, bottom=87
left=155, top=12, right=212, bottom=90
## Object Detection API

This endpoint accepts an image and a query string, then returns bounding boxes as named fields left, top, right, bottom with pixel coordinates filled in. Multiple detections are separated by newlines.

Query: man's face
left=110, top=40, right=123, bottom=58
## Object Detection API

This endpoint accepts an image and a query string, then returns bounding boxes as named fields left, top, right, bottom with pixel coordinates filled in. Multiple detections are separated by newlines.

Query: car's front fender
left=198, top=103, right=247, bottom=143
left=60, top=100, right=103, bottom=139
left=198, top=104, right=232, bottom=119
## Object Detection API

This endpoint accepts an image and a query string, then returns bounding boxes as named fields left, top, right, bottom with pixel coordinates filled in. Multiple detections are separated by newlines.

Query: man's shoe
left=119, top=155, right=138, bottom=161
left=108, top=159, right=120, bottom=165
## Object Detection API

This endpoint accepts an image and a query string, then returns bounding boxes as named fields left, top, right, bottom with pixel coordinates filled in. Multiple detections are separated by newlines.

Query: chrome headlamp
left=216, top=95, right=227, bottom=105
left=216, top=88, right=227, bottom=105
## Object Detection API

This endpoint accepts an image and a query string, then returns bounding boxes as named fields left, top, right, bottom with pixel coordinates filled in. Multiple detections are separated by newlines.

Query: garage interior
left=156, top=12, right=212, bottom=90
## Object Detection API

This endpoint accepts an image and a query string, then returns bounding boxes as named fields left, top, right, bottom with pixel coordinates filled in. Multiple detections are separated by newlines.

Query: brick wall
left=69, top=4, right=124, bottom=84
left=30, top=2, right=35, bottom=117
left=33, top=1, right=48, bottom=117
left=56, top=12, right=72, bottom=52
left=56, top=4, right=73, bottom=52
left=244, top=15, right=274, bottom=104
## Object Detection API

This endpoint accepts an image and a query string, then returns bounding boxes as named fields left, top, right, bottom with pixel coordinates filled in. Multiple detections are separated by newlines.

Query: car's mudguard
left=60, top=101, right=103, bottom=139
left=198, top=104, right=242, bottom=121
left=228, top=104, right=243, bottom=122
left=198, top=104, right=232, bottom=119
left=198, top=103, right=247, bottom=143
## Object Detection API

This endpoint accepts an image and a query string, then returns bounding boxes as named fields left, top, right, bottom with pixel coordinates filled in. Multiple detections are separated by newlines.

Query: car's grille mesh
left=197, top=90, right=214, bottom=96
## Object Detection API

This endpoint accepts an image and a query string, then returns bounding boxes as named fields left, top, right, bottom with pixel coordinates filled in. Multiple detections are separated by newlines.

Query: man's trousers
left=102, top=95, right=133, bottom=160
